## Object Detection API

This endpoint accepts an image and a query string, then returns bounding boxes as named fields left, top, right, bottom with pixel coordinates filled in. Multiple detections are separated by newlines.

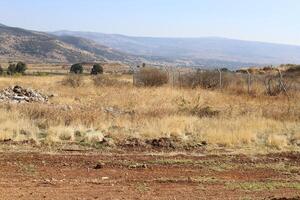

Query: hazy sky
left=0, top=0, right=300, bottom=45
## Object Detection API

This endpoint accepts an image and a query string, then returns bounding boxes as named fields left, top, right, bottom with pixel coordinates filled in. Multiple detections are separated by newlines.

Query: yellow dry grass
left=0, top=74, right=299, bottom=151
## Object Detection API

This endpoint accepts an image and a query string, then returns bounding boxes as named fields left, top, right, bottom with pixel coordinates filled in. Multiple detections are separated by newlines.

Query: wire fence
left=133, top=67, right=300, bottom=96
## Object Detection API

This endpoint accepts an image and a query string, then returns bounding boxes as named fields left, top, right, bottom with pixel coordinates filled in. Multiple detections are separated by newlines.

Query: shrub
left=7, top=64, right=16, bottom=75
left=0, top=65, right=3, bottom=75
left=135, top=67, right=168, bottom=87
left=34, top=71, right=49, bottom=76
left=61, top=74, right=84, bottom=88
left=180, top=70, right=230, bottom=89
left=91, top=64, right=103, bottom=75
left=286, top=65, right=300, bottom=73
left=15, top=62, right=27, bottom=74
left=263, top=75, right=296, bottom=96
left=221, top=68, right=230, bottom=72
left=263, top=66, right=274, bottom=71
left=70, top=63, right=83, bottom=74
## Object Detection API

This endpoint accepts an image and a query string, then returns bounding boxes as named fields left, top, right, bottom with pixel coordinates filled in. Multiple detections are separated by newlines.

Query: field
left=0, top=64, right=299, bottom=199
left=0, top=151, right=299, bottom=200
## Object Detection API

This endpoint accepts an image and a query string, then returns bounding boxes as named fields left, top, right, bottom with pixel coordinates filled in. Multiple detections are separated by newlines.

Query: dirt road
left=0, top=151, right=299, bottom=200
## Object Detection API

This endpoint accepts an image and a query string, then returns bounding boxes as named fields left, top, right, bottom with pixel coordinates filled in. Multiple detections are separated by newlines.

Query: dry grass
left=134, top=67, right=168, bottom=86
left=0, top=74, right=299, bottom=151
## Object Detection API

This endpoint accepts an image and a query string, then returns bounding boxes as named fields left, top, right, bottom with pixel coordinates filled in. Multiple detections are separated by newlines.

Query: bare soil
left=0, top=149, right=299, bottom=200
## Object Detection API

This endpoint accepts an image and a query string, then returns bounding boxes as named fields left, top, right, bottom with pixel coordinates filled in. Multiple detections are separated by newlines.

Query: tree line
left=0, top=62, right=104, bottom=75
left=70, top=63, right=103, bottom=75
left=0, top=62, right=27, bottom=75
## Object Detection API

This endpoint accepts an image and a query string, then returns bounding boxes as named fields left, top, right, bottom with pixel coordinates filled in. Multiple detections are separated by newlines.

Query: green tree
left=70, top=63, right=83, bottom=74
left=0, top=65, right=3, bottom=75
left=15, top=62, right=27, bottom=74
left=91, top=63, right=103, bottom=75
left=7, top=64, right=16, bottom=75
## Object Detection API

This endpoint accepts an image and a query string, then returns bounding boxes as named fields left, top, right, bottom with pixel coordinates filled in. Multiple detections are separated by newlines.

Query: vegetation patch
left=226, top=181, right=300, bottom=191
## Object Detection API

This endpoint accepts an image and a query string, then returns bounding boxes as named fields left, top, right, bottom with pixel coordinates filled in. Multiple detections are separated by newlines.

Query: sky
left=0, top=0, right=300, bottom=45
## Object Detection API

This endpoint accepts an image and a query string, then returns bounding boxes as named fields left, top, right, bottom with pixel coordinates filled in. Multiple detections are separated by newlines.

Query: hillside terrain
left=1, top=23, right=300, bottom=68
left=53, top=30, right=300, bottom=68
left=0, top=24, right=139, bottom=63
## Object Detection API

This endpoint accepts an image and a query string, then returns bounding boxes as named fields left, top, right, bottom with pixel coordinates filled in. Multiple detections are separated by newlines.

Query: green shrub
left=91, top=64, right=103, bottom=75
left=6, top=62, right=27, bottom=75
left=70, top=63, right=83, bottom=74
left=15, top=62, right=27, bottom=74
left=0, top=65, right=3, bottom=75
left=34, top=72, right=49, bottom=76
left=7, top=64, right=16, bottom=75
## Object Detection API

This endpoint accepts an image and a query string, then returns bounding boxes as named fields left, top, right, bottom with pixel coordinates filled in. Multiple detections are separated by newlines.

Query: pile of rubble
left=0, top=85, right=48, bottom=103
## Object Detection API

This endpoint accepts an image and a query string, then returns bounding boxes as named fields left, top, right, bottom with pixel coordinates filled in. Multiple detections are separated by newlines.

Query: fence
left=133, top=66, right=300, bottom=96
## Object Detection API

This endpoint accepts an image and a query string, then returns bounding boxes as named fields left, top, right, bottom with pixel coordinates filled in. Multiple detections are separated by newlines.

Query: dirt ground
left=0, top=148, right=299, bottom=200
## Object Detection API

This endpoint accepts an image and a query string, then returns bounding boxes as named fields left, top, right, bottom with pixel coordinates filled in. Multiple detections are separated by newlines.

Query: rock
left=93, top=162, right=105, bottom=169
left=0, top=85, right=48, bottom=103
left=48, top=93, right=58, bottom=98
left=13, top=85, right=22, bottom=94
left=197, top=141, right=208, bottom=146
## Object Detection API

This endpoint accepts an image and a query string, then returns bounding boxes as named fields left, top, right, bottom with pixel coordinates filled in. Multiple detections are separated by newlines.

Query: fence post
left=172, top=69, right=175, bottom=88
left=133, top=71, right=136, bottom=86
left=179, top=71, right=182, bottom=89
left=217, top=69, right=222, bottom=89
left=246, top=70, right=251, bottom=94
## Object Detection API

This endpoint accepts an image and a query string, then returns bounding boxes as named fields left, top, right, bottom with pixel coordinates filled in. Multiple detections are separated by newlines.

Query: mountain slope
left=53, top=31, right=300, bottom=66
left=0, top=25, right=137, bottom=63
left=57, top=35, right=138, bottom=63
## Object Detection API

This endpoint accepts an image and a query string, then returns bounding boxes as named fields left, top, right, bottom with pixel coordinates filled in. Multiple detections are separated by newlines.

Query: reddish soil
left=0, top=150, right=299, bottom=200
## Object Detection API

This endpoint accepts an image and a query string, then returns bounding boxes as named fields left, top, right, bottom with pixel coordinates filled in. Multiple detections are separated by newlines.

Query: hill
left=53, top=31, right=300, bottom=68
left=0, top=24, right=138, bottom=63
left=1, top=23, right=300, bottom=68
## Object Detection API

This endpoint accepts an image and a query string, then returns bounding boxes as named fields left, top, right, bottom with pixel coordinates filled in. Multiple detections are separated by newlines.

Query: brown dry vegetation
left=0, top=68, right=299, bottom=152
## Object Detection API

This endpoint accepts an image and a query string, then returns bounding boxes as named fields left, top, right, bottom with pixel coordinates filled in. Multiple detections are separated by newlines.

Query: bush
left=70, top=63, right=83, bottom=74
left=6, top=62, right=27, bottom=75
left=15, top=62, right=27, bottom=74
left=91, top=64, right=103, bottom=75
left=61, top=74, right=84, bottom=88
left=180, top=70, right=230, bottom=89
left=286, top=65, right=300, bottom=73
left=135, top=67, right=168, bottom=87
left=0, top=65, right=3, bottom=75
left=7, top=64, right=16, bottom=75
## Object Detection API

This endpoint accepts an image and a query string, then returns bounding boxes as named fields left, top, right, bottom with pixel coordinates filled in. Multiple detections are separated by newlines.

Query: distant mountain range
left=1, top=23, right=300, bottom=68
left=53, top=30, right=300, bottom=68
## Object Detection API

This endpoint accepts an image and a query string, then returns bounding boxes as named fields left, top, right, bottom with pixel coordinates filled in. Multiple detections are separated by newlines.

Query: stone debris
left=0, top=85, right=48, bottom=103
